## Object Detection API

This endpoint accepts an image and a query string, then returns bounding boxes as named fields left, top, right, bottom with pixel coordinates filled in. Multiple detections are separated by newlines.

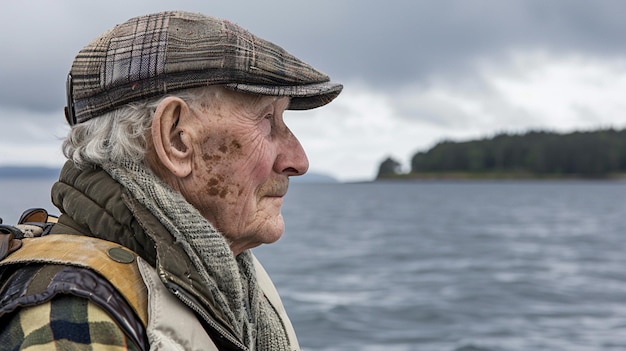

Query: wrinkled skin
left=151, top=89, right=309, bottom=255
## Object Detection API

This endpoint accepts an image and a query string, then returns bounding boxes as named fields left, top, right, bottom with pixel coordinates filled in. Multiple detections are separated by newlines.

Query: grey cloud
left=1, top=0, right=624, bottom=114
left=320, top=0, right=626, bottom=86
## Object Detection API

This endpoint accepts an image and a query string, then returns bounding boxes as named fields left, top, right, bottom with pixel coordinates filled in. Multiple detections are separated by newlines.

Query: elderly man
left=0, top=11, right=341, bottom=351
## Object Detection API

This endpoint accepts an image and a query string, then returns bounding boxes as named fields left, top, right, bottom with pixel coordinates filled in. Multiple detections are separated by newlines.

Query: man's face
left=181, top=89, right=309, bottom=254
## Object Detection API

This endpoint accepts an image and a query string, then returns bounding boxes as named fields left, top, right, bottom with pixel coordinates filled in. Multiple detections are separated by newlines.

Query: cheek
left=197, top=138, right=245, bottom=199
left=194, top=132, right=271, bottom=206
left=191, top=126, right=276, bottom=206
left=225, top=133, right=276, bottom=183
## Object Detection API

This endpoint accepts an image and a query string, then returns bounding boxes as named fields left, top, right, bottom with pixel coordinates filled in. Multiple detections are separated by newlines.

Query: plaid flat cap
left=65, top=11, right=342, bottom=125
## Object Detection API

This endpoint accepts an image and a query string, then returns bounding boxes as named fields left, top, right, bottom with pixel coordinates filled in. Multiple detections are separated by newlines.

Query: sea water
left=2, top=178, right=626, bottom=350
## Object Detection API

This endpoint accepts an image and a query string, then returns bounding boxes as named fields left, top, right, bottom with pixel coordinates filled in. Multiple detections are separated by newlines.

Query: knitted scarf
left=101, top=160, right=290, bottom=351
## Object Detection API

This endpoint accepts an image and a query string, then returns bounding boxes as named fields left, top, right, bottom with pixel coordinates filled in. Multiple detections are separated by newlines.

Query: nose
left=275, top=127, right=309, bottom=176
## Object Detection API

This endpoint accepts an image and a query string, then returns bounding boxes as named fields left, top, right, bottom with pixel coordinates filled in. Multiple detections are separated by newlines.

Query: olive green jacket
left=47, top=161, right=298, bottom=351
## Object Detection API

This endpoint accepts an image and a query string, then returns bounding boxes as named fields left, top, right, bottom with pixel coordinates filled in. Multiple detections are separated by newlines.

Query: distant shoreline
left=376, top=171, right=626, bottom=181
left=0, top=166, right=61, bottom=179
left=0, top=166, right=342, bottom=183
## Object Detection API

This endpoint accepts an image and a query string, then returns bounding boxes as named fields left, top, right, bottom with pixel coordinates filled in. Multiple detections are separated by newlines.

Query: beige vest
left=1, top=235, right=300, bottom=351
left=138, top=256, right=300, bottom=351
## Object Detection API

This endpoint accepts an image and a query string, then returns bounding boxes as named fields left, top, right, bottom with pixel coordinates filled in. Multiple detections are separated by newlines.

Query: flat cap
left=65, top=11, right=342, bottom=125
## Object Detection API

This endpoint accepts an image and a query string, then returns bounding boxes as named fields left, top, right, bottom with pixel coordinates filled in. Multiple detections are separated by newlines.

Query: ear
left=151, top=96, right=194, bottom=178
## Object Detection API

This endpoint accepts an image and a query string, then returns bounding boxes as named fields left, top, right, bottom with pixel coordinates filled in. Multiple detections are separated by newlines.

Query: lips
left=263, top=178, right=289, bottom=197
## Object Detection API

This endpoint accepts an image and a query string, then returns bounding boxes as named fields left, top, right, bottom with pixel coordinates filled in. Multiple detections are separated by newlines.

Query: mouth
left=264, top=179, right=289, bottom=198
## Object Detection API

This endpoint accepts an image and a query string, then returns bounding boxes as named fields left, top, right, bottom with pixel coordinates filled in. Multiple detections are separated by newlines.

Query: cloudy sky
left=1, top=0, right=625, bottom=181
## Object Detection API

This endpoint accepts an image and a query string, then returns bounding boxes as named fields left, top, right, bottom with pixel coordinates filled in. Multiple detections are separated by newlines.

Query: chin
left=264, top=228, right=284, bottom=244
left=263, top=217, right=285, bottom=244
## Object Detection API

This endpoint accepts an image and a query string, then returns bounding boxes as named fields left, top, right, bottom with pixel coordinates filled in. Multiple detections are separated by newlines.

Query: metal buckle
left=64, top=73, right=77, bottom=126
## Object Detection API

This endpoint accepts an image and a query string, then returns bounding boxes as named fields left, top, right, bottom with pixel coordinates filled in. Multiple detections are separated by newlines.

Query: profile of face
left=150, top=88, right=309, bottom=255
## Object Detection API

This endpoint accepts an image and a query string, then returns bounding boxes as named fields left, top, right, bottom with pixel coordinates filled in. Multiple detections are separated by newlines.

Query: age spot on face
left=219, top=188, right=228, bottom=198
left=217, top=138, right=242, bottom=155
left=205, top=176, right=228, bottom=198
left=202, top=154, right=222, bottom=162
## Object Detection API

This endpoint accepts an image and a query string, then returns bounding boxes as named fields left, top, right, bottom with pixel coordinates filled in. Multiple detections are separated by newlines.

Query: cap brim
left=224, top=82, right=343, bottom=110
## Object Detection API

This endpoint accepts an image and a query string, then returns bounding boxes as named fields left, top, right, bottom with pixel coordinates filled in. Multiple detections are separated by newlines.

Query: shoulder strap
left=0, top=234, right=148, bottom=326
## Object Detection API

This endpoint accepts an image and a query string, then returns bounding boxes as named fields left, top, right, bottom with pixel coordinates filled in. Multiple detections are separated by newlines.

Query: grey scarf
left=101, top=160, right=290, bottom=351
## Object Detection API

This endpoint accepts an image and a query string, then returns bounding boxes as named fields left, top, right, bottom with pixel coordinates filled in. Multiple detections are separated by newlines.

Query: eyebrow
left=248, top=96, right=289, bottom=115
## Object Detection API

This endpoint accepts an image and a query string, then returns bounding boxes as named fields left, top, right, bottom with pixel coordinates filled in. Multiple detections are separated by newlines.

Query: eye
left=260, top=113, right=274, bottom=135
left=264, top=113, right=276, bottom=128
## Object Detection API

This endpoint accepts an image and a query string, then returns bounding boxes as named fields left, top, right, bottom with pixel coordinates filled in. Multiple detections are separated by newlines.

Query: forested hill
left=377, top=129, right=626, bottom=179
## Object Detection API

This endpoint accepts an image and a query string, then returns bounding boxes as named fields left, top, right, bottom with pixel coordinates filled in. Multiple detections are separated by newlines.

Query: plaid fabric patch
left=104, top=13, right=168, bottom=91
left=0, top=295, right=140, bottom=351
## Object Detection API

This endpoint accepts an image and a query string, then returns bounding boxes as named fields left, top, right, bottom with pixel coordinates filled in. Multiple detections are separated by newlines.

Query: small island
left=377, top=129, right=626, bottom=180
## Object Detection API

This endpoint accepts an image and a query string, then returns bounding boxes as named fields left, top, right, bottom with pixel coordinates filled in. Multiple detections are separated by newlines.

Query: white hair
left=62, top=86, right=223, bottom=168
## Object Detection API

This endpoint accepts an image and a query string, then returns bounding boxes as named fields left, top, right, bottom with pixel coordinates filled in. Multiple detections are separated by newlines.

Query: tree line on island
left=377, top=128, right=626, bottom=180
